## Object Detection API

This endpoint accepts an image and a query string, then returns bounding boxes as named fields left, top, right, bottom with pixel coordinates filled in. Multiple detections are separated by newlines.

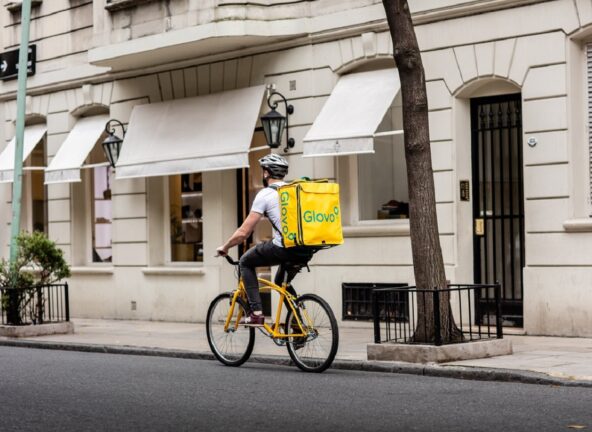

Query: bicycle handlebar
left=222, top=255, right=239, bottom=266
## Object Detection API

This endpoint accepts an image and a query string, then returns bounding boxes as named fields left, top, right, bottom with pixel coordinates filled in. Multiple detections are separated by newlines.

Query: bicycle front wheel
left=206, top=292, right=255, bottom=367
left=285, top=294, right=339, bottom=373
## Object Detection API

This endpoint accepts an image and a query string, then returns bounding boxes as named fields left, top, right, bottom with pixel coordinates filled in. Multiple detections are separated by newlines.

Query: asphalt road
left=0, top=347, right=590, bottom=432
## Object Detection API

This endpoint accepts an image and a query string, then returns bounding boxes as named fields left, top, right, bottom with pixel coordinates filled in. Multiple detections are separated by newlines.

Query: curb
left=0, top=338, right=590, bottom=388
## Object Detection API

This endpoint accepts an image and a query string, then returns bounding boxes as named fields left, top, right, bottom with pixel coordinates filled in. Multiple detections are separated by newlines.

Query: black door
left=470, top=94, right=525, bottom=327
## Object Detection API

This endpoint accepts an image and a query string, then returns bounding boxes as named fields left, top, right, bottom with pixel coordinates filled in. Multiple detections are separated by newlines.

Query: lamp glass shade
left=102, top=133, right=123, bottom=168
left=261, top=108, right=286, bottom=149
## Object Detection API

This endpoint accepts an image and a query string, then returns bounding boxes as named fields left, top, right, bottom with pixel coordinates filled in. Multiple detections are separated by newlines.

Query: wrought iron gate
left=471, top=94, right=525, bottom=327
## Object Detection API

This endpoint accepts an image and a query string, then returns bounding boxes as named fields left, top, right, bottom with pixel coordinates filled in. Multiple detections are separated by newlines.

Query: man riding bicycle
left=216, top=154, right=313, bottom=326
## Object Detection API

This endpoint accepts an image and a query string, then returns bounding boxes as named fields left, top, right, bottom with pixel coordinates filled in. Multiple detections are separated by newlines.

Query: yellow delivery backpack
left=271, top=179, right=343, bottom=249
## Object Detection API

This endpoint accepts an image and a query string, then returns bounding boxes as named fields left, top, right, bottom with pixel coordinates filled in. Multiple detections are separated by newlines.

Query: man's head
left=258, top=154, right=289, bottom=186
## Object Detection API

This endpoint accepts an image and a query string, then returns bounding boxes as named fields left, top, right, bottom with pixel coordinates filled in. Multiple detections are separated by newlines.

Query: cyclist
left=216, top=154, right=313, bottom=326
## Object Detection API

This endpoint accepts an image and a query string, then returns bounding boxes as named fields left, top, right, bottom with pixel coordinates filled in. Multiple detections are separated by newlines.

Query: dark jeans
left=239, top=242, right=313, bottom=312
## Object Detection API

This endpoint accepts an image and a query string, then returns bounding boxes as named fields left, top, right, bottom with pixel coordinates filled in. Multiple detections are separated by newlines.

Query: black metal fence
left=342, top=283, right=408, bottom=320
left=372, top=284, right=503, bottom=346
left=0, top=283, right=70, bottom=326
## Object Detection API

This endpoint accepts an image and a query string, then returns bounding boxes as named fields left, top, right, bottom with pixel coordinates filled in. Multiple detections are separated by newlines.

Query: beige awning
left=303, top=68, right=401, bottom=157
left=115, top=85, right=266, bottom=179
left=45, top=115, right=109, bottom=184
left=0, top=124, right=47, bottom=183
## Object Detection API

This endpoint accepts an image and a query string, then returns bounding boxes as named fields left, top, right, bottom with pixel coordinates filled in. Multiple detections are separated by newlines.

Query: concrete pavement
left=1, top=319, right=591, bottom=386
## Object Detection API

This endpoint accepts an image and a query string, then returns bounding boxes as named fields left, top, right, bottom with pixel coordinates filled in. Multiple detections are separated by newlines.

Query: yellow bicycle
left=206, top=255, right=339, bottom=373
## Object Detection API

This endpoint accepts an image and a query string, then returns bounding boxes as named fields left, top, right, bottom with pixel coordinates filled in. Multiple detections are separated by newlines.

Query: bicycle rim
left=286, top=294, right=339, bottom=373
left=206, top=293, right=254, bottom=366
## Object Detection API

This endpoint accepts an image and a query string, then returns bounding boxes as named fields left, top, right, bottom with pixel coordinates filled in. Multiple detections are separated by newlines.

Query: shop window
left=357, top=93, right=409, bottom=221
left=169, top=173, right=203, bottom=262
left=28, top=141, right=47, bottom=233
left=91, top=166, right=113, bottom=262
left=82, top=142, right=113, bottom=264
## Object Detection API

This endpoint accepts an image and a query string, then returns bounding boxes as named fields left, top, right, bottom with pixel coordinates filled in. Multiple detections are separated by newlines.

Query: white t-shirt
left=251, top=182, right=286, bottom=247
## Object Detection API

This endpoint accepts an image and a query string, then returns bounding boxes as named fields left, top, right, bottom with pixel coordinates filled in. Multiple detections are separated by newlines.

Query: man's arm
left=216, top=211, right=262, bottom=256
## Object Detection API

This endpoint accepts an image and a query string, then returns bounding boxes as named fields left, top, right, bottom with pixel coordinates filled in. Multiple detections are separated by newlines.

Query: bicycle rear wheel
left=285, top=294, right=339, bottom=373
left=206, top=292, right=255, bottom=367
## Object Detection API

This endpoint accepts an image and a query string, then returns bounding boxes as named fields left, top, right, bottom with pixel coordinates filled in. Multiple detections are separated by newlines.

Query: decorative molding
left=343, top=222, right=410, bottom=238
left=70, top=266, right=115, bottom=275
left=412, top=0, right=551, bottom=26
left=104, top=0, right=156, bottom=12
left=142, top=266, right=206, bottom=276
left=4, top=0, right=42, bottom=13
left=563, top=218, right=592, bottom=232
left=361, top=32, right=378, bottom=58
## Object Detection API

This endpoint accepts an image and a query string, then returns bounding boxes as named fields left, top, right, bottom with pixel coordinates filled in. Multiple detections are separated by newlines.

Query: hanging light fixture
left=102, top=119, right=126, bottom=168
left=260, top=89, right=295, bottom=153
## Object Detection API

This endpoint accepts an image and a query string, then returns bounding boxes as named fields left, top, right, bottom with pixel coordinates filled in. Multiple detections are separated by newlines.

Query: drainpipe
left=9, top=0, right=33, bottom=264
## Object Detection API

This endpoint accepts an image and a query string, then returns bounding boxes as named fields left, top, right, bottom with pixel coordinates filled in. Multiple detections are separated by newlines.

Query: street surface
left=0, top=346, right=590, bottom=432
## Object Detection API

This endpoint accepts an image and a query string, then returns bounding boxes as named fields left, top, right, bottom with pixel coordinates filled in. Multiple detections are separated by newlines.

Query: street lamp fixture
left=260, top=90, right=295, bottom=153
left=102, top=119, right=126, bottom=168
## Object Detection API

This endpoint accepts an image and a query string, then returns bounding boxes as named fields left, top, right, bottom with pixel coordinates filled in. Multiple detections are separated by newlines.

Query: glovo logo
left=303, top=207, right=340, bottom=224
left=280, top=191, right=297, bottom=241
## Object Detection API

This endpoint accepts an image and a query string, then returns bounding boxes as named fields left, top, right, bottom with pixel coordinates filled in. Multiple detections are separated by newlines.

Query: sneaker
left=243, top=312, right=265, bottom=327
left=292, top=338, right=306, bottom=351
left=290, top=324, right=307, bottom=350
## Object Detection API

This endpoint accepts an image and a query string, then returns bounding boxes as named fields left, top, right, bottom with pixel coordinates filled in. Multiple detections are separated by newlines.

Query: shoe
left=290, top=324, right=307, bottom=350
left=292, top=338, right=306, bottom=351
left=243, top=312, right=265, bottom=327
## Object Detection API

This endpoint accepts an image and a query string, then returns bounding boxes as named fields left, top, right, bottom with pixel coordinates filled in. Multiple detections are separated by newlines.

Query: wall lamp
left=260, top=89, right=295, bottom=153
left=102, top=119, right=126, bottom=168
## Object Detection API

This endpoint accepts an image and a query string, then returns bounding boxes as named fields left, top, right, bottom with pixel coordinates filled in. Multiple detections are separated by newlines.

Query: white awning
left=44, top=115, right=109, bottom=184
left=0, top=124, right=47, bottom=183
left=115, top=85, right=266, bottom=179
left=303, top=68, right=401, bottom=157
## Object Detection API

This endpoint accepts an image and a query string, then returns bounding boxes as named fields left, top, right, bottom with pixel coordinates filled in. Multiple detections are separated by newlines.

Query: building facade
left=0, top=0, right=591, bottom=337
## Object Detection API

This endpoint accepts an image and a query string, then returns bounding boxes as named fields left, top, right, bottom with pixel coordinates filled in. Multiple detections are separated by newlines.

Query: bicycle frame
left=224, top=277, right=310, bottom=338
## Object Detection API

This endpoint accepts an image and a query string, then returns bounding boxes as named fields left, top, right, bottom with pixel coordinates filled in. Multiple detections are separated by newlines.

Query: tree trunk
left=382, top=0, right=461, bottom=343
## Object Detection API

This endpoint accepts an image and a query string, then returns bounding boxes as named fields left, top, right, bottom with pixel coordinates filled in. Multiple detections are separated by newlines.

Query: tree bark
left=382, top=0, right=461, bottom=343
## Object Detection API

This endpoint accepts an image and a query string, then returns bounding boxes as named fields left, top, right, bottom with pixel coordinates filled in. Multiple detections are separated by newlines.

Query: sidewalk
left=1, top=319, right=591, bottom=386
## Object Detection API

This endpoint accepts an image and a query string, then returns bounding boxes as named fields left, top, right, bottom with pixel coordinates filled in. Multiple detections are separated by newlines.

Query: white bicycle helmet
left=258, top=154, right=289, bottom=179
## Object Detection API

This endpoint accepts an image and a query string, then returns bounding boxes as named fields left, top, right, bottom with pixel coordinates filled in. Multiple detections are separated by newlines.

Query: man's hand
left=215, top=246, right=228, bottom=257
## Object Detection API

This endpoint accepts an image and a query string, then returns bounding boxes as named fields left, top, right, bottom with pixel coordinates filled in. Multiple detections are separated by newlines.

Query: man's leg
left=239, top=242, right=284, bottom=312
left=273, top=248, right=313, bottom=295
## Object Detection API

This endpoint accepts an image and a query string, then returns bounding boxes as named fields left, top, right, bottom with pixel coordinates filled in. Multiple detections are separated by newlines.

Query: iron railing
left=372, top=284, right=503, bottom=346
left=342, top=283, right=408, bottom=321
left=0, top=283, right=69, bottom=326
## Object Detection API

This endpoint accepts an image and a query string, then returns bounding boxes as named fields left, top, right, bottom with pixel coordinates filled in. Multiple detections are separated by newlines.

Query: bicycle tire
left=206, top=292, right=255, bottom=367
left=285, top=294, right=339, bottom=373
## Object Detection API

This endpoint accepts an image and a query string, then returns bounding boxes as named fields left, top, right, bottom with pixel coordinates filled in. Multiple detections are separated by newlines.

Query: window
left=356, top=93, right=408, bottom=221
left=83, top=141, right=113, bottom=264
left=91, top=166, right=113, bottom=262
left=28, top=139, right=47, bottom=233
left=169, top=173, right=203, bottom=262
